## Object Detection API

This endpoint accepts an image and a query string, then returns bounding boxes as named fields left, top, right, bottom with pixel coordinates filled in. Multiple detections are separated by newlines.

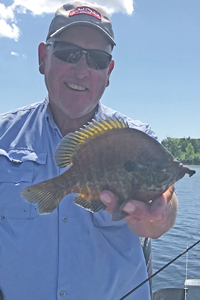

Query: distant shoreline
left=161, top=137, right=200, bottom=166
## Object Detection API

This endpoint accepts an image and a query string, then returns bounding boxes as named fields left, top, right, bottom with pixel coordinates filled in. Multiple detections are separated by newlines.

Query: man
left=0, top=2, right=178, bottom=299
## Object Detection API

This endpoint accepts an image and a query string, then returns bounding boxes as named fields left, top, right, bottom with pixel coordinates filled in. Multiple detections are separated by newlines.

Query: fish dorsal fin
left=54, top=116, right=129, bottom=168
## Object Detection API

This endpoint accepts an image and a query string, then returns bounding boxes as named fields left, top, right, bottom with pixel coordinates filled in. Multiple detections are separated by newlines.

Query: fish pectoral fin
left=21, top=179, right=65, bottom=214
left=74, top=195, right=107, bottom=213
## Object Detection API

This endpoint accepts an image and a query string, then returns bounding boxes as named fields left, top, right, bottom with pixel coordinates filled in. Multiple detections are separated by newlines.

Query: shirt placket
left=56, top=201, right=72, bottom=299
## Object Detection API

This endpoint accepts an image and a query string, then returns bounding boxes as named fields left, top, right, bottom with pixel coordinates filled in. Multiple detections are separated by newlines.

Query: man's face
left=39, top=26, right=114, bottom=120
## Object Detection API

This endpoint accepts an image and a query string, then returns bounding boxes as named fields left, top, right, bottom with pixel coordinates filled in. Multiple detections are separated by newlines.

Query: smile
left=67, top=83, right=87, bottom=91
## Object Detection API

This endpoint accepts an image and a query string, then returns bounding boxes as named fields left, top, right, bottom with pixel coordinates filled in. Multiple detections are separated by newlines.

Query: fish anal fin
left=74, top=195, right=107, bottom=213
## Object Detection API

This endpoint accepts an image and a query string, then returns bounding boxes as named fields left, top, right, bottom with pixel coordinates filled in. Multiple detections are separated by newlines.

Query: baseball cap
left=46, top=1, right=116, bottom=46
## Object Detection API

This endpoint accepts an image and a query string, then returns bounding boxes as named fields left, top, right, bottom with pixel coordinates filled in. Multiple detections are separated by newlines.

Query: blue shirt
left=0, top=98, right=157, bottom=300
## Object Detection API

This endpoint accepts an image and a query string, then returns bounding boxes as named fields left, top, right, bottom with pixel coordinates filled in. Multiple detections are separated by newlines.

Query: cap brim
left=48, top=21, right=116, bottom=46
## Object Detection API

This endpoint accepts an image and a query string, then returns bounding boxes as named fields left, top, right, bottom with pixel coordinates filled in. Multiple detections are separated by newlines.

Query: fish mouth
left=66, top=82, right=88, bottom=92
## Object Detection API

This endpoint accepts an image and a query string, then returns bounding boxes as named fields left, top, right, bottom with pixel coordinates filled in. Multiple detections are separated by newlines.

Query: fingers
left=124, top=197, right=167, bottom=224
left=100, top=190, right=169, bottom=223
left=123, top=200, right=149, bottom=223
left=150, top=196, right=167, bottom=220
left=100, top=190, right=118, bottom=213
left=100, top=190, right=176, bottom=238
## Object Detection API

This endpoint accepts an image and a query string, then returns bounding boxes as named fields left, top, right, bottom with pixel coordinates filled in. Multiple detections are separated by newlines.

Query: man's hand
left=100, top=186, right=178, bottom=239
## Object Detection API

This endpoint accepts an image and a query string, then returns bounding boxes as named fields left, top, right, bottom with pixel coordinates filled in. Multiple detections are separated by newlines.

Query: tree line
left=161, top=137, right=200, bottom=165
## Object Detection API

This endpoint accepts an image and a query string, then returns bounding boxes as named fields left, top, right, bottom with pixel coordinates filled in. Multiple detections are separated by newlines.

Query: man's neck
left=49, top=102, right=97, bottom=137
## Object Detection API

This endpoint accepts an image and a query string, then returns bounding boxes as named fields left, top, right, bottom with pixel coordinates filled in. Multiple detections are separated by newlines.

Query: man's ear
left=38, top=42, right=47, bottom=75
left=106, top=60, right=114, bottom=87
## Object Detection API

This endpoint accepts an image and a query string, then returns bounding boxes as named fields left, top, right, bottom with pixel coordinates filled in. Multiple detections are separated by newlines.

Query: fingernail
left=123, top=203, right=136, bottom=213
left=100, top=192, right=112, bottom=204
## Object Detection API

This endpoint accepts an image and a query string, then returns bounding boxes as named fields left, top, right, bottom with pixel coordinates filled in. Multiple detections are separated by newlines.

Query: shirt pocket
left=0, top=148, right=47, bottom=219
left=0, top=148, right=47, bottom=183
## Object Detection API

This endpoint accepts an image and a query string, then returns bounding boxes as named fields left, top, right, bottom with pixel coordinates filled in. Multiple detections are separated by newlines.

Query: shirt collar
left=45, top=96, right=63, bottom=137
left=92, top=101, right=104, bottom=120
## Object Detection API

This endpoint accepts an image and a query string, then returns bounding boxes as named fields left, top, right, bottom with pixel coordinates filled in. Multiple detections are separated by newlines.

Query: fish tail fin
left=21, top=177, right=66, bottom=214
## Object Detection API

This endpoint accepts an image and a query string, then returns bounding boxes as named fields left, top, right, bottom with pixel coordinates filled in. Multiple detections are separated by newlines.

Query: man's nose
left=73, top=52, right=89, bottom=78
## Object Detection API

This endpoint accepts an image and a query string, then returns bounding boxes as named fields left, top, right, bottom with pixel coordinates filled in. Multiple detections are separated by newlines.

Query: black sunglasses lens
left=53, top=49, right=82, bottom=64
left=51, top=42, right=112, bottom=70
left=87, top=51, right=111, bottom=70
left=68, top=50, right=82, bottom=64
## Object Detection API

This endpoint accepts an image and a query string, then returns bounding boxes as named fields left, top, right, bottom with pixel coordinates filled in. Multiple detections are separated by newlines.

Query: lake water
left=152, top=165, right=200, bottom=293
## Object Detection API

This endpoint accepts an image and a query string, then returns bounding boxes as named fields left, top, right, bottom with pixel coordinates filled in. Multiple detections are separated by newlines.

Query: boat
left=141, top=237, right=200, bottom=300
left=152, top=279, right=200, bottom=299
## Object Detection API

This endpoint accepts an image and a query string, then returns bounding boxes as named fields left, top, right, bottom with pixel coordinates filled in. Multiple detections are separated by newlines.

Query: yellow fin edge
left=54, top=116, right=129, bottom=168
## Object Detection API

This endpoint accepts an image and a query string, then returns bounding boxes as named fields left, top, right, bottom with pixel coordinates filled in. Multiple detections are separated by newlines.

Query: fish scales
left=71, top=128, right=167, bottom=198
left=69, top=128, right=134, bottom=204
left=21, top=117, right=195, bottom=220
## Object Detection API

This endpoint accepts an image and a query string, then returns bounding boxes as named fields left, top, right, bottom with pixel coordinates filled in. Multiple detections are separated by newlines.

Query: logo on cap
left=69, top=6, right=101, bottom=20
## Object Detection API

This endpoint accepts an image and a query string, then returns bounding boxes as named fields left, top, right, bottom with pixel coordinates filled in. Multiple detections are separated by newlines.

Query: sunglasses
left=47, top=41, right=112, bottom=70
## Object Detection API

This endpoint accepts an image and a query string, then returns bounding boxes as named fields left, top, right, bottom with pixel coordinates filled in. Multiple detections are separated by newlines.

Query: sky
left=0, top=0, right=199, bottom=141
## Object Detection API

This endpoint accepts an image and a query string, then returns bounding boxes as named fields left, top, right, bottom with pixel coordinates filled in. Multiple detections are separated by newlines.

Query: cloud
left=11, top=51, right=27, bottom=58
left=96, top=0, right=134, bottom=15
left=12, top=0, right=134, bottom=15
left=0, top=19, right=20, bottom=41
left=0, top=3, right=15, bottom=20
left=11, top=51, right=19, bottom=56
left=0, top=0, right=134, bottom=41
left=0, top=3, right=20, bottom=40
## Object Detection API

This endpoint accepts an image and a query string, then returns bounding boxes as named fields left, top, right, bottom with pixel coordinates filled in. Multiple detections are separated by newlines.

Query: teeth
left=67, top=83, right=86, bottom=91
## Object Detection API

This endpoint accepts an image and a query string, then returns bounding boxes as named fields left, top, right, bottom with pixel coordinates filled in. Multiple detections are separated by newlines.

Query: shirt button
left=60, top=290, right=66, bottom=297
left=62, top=216, right=68, bottom=222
